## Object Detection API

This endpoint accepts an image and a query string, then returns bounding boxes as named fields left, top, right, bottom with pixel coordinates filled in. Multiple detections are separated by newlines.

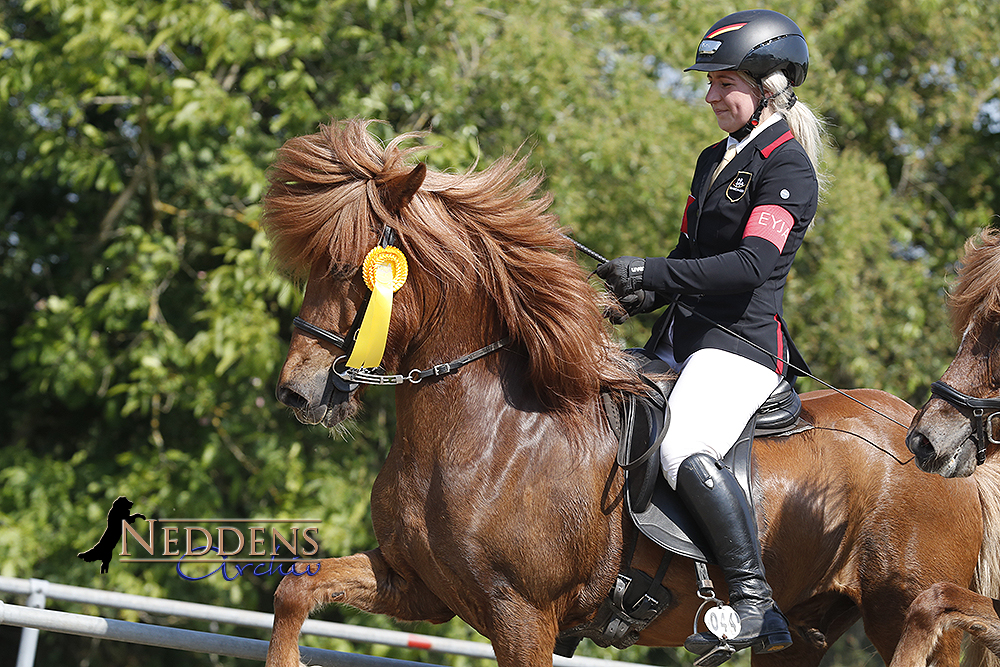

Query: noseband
left=929, top=380, right=1000, bottom=465
left=291, top=226, right=511, bottom=394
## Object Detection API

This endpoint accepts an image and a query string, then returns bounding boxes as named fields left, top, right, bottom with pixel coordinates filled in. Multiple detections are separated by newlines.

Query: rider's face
left=705, top=72, right=766, bottom=135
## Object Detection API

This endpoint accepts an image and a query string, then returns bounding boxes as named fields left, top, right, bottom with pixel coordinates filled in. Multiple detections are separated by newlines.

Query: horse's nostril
left=906, top=430, right=933, bottom=459
left=276, top=385, right=308, bottom=410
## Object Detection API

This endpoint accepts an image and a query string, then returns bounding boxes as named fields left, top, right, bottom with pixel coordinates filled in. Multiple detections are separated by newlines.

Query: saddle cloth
left=607, top=350, right=810, bottom=563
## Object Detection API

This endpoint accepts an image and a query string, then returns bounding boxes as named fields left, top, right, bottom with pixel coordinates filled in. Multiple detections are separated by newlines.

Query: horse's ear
left=378, top=162, right=426, bottom=213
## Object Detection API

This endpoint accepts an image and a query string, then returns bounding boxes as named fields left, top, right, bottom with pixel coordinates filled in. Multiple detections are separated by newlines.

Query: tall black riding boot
left=676, top=453, right=792, bottom=660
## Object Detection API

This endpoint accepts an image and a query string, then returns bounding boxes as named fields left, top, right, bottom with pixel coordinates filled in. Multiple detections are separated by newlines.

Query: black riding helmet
left=685, top=9, right=809, bottom=87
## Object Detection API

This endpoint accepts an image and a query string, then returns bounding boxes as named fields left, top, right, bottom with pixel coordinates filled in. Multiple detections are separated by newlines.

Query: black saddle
left=606, top=350, right=810, bottom=563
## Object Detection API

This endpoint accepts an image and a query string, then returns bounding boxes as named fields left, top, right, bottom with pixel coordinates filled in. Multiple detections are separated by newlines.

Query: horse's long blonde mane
left=264, top=119, right=642, bottom=417
left=950, top=228, right=1000, bottom=339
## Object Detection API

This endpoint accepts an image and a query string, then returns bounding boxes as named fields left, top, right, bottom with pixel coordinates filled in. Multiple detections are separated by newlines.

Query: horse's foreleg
left=485, top=599, right=560, bottom=667
left=889, top=582, right=1000, bottom=667
left=265, top=549, right=455, bottom=667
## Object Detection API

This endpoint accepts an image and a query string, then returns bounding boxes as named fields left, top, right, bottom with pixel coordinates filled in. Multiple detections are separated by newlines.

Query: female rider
left=596, top=9, right=825, bottom=663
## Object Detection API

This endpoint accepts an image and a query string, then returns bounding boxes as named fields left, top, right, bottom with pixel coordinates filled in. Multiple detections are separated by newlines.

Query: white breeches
left=656, top=347, right=781, bottom=488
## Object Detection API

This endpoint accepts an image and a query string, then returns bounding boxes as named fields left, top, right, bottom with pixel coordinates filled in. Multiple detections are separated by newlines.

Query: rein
left=929, top=380, right=1000, bottom=465
left=570, top=235, right=913, bottom=432
left=677, top=303, right=911, bottom=430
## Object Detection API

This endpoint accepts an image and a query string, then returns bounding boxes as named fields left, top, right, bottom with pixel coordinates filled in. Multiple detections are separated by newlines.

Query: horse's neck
left=391, top=363, right=616, bottom=502
left=389, top=292, right=609, bottom=461
left=397, top=348, right=521, bottom=422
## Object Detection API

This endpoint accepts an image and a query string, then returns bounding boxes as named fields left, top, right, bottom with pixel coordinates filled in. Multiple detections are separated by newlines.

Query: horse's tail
left=968, top=463, right=1000, bottom=667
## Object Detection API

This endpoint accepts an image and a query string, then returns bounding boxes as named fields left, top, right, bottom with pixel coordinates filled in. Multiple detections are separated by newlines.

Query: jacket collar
left=726, top=112, right=784, bottom=154
left=709, top=117, right=792, bottom=192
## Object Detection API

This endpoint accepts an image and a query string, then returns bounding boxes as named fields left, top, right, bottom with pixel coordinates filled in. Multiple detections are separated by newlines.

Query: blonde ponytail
left=759, top=70, right=830, bottom=193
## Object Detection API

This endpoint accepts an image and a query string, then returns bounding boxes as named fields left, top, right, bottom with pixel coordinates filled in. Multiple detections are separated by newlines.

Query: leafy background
left=1, top=0, right=998, bottom=665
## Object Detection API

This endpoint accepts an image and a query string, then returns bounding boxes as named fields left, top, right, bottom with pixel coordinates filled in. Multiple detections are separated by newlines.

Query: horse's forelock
left=264, top=119, right=428, bottom=277
left=948, top=228, right=1000, bottom=393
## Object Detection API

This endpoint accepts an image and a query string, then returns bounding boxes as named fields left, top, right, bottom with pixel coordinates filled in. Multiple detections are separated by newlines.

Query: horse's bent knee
left=908, top=583, right=958, bottom=623
left=917, top=582, right=949, bottom=603
left=272, top=571, right=312, bottom=617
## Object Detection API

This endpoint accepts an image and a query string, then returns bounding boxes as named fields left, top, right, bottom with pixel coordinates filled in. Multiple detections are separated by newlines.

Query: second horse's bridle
left=929, top=380, right=1000, bottom=465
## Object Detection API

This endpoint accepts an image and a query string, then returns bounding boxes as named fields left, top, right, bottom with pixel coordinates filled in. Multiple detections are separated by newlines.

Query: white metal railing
left=0, top=601, right=413, bottom=666
left=0, top=576, right=645, bottom=667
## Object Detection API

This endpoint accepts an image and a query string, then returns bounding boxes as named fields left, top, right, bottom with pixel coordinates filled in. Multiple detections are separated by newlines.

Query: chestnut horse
left=893, top=228, right=1000, bottom=667
left=262, top=119, right=988, bottom=667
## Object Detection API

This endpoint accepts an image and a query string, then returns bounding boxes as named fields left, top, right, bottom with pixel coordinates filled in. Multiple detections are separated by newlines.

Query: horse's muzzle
left=906, top=428, right=977, bottom=478
left=276, top=368, right=358, bottom=427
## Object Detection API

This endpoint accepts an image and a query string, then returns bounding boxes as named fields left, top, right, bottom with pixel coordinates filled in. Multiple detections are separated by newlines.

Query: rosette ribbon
left=345, top=245, right=408, bottom=369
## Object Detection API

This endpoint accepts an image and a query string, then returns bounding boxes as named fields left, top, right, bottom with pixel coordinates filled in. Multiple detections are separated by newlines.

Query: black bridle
left=929, top=380, right=1000, bottom=465
left=291, top=227, right=511, bottom=394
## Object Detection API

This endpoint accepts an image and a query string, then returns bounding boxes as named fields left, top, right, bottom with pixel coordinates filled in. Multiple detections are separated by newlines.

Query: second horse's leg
left=889, top=582, right=1000, bottom=667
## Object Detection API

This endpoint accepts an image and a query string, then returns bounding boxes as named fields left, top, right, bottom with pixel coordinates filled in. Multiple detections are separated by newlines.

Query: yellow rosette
left=346, top=246, right=408, bottom=368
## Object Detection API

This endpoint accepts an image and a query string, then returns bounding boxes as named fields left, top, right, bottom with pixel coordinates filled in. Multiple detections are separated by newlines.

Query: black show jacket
left=643, top=118, right=817, bottom=376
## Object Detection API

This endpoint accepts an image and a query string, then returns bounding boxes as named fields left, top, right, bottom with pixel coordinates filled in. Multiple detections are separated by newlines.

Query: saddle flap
left=607, top=349, right=810, bottom=563
left=626, top=439, right=753, bottom=564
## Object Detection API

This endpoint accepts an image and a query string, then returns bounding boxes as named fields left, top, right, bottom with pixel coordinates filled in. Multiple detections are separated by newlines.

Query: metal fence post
left=15, top=578, right=49, bottom=667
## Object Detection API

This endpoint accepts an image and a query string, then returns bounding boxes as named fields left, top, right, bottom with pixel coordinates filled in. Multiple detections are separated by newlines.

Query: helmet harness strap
left=733, top=78, right=796, bottom=140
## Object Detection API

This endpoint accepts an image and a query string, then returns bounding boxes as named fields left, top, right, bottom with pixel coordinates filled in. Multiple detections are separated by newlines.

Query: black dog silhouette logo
left=77, top=496, right=146, bottom=573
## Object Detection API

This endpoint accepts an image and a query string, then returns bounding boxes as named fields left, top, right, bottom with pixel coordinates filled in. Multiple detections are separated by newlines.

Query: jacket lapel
left=691, top=141, right=728, bottom=255
left=707, top=120, right=791, bottom=195
left=709, top=147, right=750, bottom=194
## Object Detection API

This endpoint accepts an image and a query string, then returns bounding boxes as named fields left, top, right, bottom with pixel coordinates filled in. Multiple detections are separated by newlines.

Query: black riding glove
left=596, top=256, right=651, bottom=323
left=619, top=289, right=656, bottom=316
left=595, top=256, right=646, bottom=299
left=604, top=288, right=657, bottom=324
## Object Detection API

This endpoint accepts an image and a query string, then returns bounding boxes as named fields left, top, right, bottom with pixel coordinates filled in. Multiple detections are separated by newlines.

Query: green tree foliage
left=1, top=0, right=997, bottom=665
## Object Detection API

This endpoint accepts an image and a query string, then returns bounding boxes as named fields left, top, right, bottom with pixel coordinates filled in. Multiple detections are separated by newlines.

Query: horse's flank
left=263, top=118, right=644, bottom=426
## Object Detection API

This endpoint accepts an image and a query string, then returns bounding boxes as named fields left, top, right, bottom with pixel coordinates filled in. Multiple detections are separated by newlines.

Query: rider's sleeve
left=643, top=235, right=782, bottom=295
left=642, top=148, right=815, bottom=296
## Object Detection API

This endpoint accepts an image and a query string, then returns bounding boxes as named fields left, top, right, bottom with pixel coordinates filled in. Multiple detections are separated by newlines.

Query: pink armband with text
left=744, top=205, right=794, bottom=251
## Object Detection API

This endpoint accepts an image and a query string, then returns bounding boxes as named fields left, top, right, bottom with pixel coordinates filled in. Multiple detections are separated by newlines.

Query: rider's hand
left=604, top=288, right=656, bottom=324
left=619, top=289, right=655, bottom=316
left=595, top=256, right=646, bottom=299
